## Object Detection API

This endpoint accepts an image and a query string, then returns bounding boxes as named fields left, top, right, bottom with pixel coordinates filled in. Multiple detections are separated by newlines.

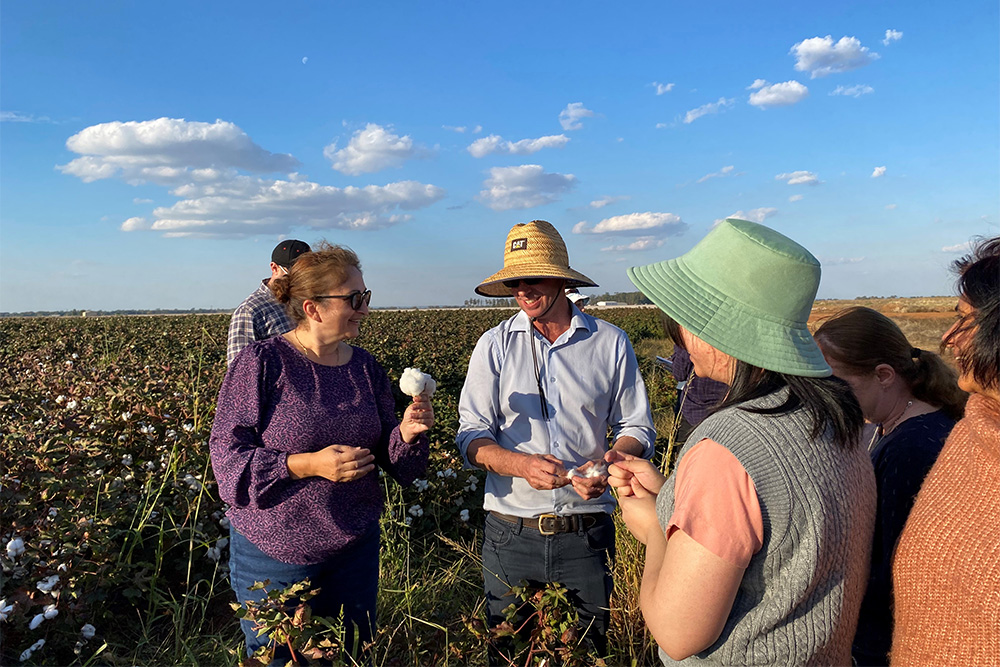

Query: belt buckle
left=537, top=513, right=561, bottom=535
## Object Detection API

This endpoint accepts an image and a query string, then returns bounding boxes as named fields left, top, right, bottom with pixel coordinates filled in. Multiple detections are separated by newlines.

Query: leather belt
left=489, top=511, right=603, bottom=535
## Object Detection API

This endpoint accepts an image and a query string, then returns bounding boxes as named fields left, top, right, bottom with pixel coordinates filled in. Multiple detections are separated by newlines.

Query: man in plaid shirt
left=226, top=240, right=310, bottom=366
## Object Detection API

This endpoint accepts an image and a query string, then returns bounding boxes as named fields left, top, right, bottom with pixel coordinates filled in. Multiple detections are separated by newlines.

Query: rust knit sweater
left=891, top=393, right=1000, bottom=665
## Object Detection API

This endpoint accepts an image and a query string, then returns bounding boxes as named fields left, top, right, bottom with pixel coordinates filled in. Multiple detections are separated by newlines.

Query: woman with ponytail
left=814, top=307, right=966, bottom=666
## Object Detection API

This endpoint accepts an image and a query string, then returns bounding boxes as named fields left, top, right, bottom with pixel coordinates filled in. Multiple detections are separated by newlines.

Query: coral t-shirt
left=666, top=438, right=764, bottom=568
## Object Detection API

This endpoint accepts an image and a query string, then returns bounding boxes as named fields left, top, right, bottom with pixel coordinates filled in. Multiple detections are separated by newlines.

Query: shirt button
left=550, top=376, right=556, bottom=382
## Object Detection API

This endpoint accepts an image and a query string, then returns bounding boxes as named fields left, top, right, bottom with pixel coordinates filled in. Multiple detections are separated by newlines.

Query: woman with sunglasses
left=210, top=242, right=433, bottom=664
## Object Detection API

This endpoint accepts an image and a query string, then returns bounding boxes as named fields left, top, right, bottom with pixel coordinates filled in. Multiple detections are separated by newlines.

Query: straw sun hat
left=627, top=218, right=831, bottom=377
left=476, top=220, right=598, bottom=297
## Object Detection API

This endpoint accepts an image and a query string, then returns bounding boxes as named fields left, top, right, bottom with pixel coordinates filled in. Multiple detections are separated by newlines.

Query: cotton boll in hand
left=399, top=368, right=437, bottom=397
left=566, top=461, right=609, bottom=479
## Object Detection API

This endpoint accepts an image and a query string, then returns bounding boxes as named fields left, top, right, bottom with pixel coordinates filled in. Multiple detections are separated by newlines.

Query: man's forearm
left=466, top=438, right=527, bottom=478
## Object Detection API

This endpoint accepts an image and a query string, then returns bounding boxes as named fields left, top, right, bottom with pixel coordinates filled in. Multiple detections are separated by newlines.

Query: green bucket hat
left=627, top=218, right=831, bottom=377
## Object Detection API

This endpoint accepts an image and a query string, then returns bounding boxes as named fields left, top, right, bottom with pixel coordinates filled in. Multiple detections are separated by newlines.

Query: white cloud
left=443, top=125, right=468, bottom=133
left=147, top=178, right=445, bottom=237
left=715, top=208, right=778, bottom=226
left=477, top=165, right=576, bottom=211
left=58, top=118, right=298, bottom=184
left=871, top=166, right=887, bottom=178
left=883, top=29, right=903, bottom=46
left=574, top=211, right=686, bottom=235
left=776, top=170, right=820, bottom=186
left=831, top=84, right=874, bottom=98
left=822, top=256, right=866, bottom=265
left=324, top=123, right=430, bottom=175
left=747, top=79, right=768, bottom=90
left=467, top=133, right=569, bottom=158
left=301, top=57, right=308, bottom=65
left=791, top=35, right=879, bottom=78
left=1, top=111, right=53, bottom=123
left=942, top=242, right=974, bottom=253
left=601, top=236, right=667, bottom=252
left=590, top=195, right=630, bottom=209
left=652, top=82, right=675, bottom=95
left=61, top=118, right=445, bottom=238
left=789, top=194, right=804, bottom=202
left=559, top=103, right=594, bottom=131
left=133, top=198, right=153, bottom=204
left=121, top=217, right=151, bottom=231
left=683, top=97, right=735, bottom=124
left=697, top=165, right=735, bottom=183
left=885, top=203, right=897, bottom=210
left=655, top=122, right=669, bottom=129
left=473, top=125, right=482, bottom=134
left=748, top=80, right=809, bottom=108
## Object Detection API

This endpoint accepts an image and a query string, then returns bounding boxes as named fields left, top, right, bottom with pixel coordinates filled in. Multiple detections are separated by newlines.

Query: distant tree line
left=0, top=308, right=231, bottom=318
left=462, top=291, right=650, bottom=308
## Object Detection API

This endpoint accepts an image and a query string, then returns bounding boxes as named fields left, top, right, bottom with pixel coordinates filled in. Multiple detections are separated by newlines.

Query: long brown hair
left=269, top=242, right=361, bottom=323
left=815, top=307, right=967, bottom=420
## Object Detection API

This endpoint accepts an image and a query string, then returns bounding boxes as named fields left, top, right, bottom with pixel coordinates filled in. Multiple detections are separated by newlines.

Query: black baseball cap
left=271, top=240, right=310, bottom=268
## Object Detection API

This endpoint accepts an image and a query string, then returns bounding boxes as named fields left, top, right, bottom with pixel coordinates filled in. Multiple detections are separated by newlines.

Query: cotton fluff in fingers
left=399, top=368, right=437, bottom=397
left=567, top=461, right=609, bottom=479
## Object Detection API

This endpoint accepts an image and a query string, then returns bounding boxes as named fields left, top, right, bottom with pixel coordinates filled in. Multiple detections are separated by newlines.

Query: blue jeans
left=481, top=512, right=616, bottom=659
left=228, top=524, right=379, bottom=664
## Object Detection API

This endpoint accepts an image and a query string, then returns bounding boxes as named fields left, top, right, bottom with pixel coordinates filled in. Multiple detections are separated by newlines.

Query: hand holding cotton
left=399, top=368, right=437, bottom=397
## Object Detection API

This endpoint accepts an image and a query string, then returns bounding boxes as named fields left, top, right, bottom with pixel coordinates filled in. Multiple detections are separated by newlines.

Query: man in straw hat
left=456, top=220, right=655, bottom=658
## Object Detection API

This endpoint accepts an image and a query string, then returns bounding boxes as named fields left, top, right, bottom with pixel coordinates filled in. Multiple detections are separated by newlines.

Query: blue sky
left=2, top=1, right=997, bottom=312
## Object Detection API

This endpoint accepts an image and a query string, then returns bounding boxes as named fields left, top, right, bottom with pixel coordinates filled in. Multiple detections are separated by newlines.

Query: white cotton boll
left=29, top=613, right=45, bottom=630
left=399, top=368, right=437, bottom=397
left=43, top=604, right=58, bottom=619
left=7, top=537, right=25, bottom=558
left=205, top=547, right=221, bottom=562
left=81, top=624, right=96, bottom=639
left=460, top=509, right=470, bottom=522
left=36, top=575, right=60, bottom=592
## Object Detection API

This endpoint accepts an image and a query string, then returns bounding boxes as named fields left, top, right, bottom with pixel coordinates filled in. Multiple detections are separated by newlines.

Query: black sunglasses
left=502, top=278, right=545, bottom=289
left=312, top=289, right=372, bottom=310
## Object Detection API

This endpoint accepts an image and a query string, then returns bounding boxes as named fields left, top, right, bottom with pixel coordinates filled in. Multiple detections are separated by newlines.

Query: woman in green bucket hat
left=608, top=219, right=876, bottom=665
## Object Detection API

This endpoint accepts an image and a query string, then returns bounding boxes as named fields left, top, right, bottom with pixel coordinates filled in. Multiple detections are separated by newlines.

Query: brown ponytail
left=815, top=307, right=967, bottom=420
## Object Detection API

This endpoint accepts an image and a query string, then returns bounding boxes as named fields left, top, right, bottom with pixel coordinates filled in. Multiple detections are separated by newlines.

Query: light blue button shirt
left=456, top=308, right=655, bottom=517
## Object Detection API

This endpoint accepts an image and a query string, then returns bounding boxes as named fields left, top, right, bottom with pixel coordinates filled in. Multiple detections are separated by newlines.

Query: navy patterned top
left=210, top=335, right=429, bottom=565
left=852, top=409, right=955, bottom=665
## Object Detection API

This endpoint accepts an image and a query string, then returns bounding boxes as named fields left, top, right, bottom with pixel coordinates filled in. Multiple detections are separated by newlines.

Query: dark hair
left=269, top=241, right=361, bottom=323
left=815, top=307, right=967, bottom=421
left=662, top=314, right=862, bottom=449
left=944, top=236, right=1000, bottom=392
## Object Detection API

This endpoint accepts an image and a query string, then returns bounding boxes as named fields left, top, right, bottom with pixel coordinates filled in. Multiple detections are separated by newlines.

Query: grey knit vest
left=656, top=388, right=875, bottom=666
